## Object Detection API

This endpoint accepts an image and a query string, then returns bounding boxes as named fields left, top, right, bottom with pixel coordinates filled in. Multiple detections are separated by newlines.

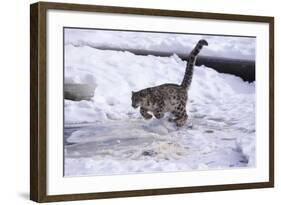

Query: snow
left=64, top=29, right=256, bottom=177
left=65, top=28, right=256, bottom=60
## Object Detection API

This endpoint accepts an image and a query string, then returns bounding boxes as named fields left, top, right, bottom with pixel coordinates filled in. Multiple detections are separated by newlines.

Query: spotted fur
left=132, top=39, right=208, bottom=126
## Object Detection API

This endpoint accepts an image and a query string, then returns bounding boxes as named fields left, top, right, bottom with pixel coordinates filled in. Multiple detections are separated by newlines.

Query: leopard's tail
left=180, top=39, right=208, bottom=90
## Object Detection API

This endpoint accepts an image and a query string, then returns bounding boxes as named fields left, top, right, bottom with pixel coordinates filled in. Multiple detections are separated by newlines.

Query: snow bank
left=65, top=28, right=256, bottom=60
left=64, top=43, right=255, bottom=176
left=64, top=44, right=254, bottom=124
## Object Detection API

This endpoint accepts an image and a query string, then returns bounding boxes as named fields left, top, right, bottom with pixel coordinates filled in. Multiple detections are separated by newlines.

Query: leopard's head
left=131, top=91, right=142, bottom=108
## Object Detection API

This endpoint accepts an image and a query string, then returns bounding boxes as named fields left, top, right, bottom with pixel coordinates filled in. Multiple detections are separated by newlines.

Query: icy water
left=64, top=115, right=250, bottom=176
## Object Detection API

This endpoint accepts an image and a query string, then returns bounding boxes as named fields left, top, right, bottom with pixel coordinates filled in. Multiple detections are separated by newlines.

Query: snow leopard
left=131, top=39, right=208, bottom=126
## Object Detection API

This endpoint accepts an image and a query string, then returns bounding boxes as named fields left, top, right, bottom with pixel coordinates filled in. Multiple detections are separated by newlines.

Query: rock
left=64, top=83, right=96, bottom=101
left=205, top=130, right=214, bottom=133
left=142, top=150, right=157, bottom=157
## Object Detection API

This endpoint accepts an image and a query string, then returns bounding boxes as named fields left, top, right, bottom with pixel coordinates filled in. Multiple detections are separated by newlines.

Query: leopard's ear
left=139, top=91, right=145, bottom=97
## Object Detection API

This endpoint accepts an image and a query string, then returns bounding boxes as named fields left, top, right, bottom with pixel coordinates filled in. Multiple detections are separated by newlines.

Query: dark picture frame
left=30, top=1, right=274, bottom=202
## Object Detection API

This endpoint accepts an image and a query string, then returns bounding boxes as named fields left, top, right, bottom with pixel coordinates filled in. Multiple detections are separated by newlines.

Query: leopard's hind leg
left=170, top=108, right=188, bottom=127
left=175, top=111, right=188, bottom=127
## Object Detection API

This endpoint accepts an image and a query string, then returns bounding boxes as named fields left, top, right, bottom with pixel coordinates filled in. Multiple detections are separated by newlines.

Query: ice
left=64, top=119, right=250, bottom=176
left=64, top=33, right=255, bottom=177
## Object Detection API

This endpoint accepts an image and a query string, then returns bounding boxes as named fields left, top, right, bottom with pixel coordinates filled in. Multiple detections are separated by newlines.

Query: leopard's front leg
left=153, top=107, right=164, bottom=119
left=140, top=107, right=152, bottom=119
